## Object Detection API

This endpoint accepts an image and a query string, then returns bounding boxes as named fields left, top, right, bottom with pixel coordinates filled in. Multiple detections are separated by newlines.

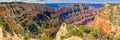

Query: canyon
left=0, top=2, right=120, bottom=40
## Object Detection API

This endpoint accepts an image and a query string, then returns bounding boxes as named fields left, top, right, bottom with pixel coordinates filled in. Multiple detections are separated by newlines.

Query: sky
left=0, top=0, right=120, bottom=4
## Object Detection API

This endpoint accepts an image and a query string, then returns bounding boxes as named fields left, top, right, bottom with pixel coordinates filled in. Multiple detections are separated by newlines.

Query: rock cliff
left=89, top=3, right=120, bottom=34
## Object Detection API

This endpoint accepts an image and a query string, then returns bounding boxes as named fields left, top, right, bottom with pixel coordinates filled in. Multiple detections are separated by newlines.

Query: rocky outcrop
left=59, top=4, right=97, bottom=26
left=89, top=3, right=120, bottom=34
left=0, top=2, right=60, bottom=39
left=55, top=23, right=68, bottom=40
left=0, top=25, right=3, bottom=40
left=55, top=23, right=83, bottom=40
left=63, top=36, right=82, bottom=40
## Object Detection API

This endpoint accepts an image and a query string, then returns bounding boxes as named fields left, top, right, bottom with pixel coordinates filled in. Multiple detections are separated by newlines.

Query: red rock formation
left=89, top=7, right=112, bottom=34
left=59, top=4, right=97, bottom=26
left=88, top=3, right=120, bottom=34
left=0, top=3, right=56, bottom=33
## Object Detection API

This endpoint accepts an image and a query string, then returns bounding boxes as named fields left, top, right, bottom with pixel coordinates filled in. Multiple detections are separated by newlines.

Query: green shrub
left=3, top=30, right=7, bottom=37
left=89, top=27, right=110, bottom=40
left=66, top=24, right=74, bottom=31
left=0, top=20, right=14, bottom=33
left=63, top=24, right=111, bottom=40
left=117, top=34, right=120, bottom=40
left=63, top=25, right=94, bottom=39
left=38, top=33, right=41, bottom=38
left=3, top=21, right=14, bottom=33
left=41, top=35, right=53, bottom=40
left=23, top=33, right=30, bottom=40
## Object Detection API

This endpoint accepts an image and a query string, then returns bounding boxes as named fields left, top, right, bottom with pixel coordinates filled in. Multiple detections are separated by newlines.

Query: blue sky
left=0, top=0, right=120, bottom=4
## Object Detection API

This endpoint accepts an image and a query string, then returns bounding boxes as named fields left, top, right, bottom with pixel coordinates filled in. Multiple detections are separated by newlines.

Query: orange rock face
left=89, top=6, right=112, bottom=34
left=90, top=15, right=112, bottom=34
left=89, top=3, right=120, bottom=34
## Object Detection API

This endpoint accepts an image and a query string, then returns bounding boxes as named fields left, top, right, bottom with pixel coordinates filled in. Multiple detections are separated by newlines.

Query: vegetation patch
left=0, top=19, right=14, bottom=34
left=61, top=24, right=113, bottom=40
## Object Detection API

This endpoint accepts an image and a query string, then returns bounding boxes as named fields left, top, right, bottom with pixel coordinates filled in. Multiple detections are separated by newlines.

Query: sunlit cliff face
left=89, top=3, right=120, bottom=34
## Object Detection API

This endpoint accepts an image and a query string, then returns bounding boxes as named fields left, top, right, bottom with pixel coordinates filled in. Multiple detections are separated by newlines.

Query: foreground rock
left=55, top=23, right=68, bottom=40
left=64, top=36, right=82, bottom=40
left=0, top=25, right=3, bottom=40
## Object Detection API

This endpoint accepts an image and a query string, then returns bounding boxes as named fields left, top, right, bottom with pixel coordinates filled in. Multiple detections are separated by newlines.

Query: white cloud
left=22, top=0, right=45, bottom=3
left=0, top=0, right=45, bottom=3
